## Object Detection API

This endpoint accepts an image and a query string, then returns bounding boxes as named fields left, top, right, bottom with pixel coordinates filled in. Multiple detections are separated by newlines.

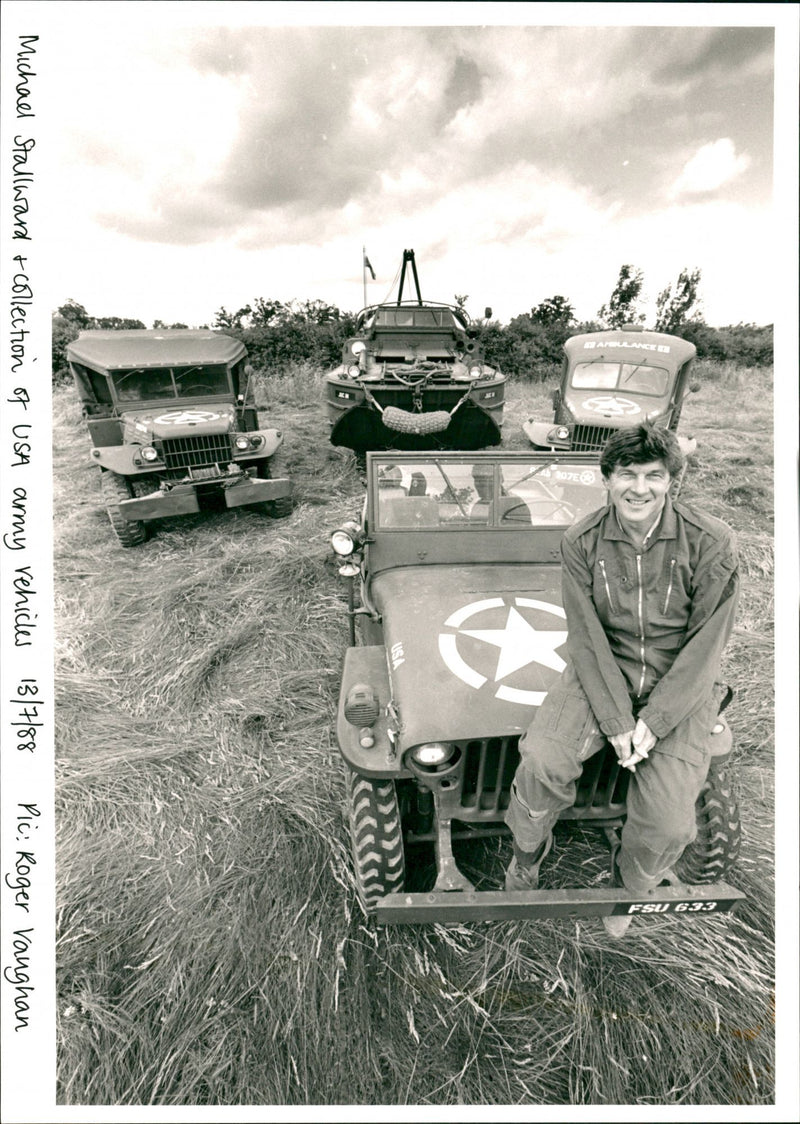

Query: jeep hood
left=371, top=563, right=567, bottom=751
left=121, top=404, right=236, bottom=441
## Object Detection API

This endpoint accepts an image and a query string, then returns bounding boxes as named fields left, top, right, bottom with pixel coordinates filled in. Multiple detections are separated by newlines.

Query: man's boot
left=504, top=833, right=553, bottom=891
left=602, top=851, right=633, bottom=937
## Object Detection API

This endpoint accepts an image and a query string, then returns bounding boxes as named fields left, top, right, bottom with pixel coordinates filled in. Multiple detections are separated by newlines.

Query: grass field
left=54, top=362, right=774, bottom=1106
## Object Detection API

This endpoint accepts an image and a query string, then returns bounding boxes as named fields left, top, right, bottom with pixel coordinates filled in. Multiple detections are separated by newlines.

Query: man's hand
left=633, top=718, right=657, bottom=756
left=620, top=720, right=658, bottom=771
left=609, top=730, right=634, bottom=764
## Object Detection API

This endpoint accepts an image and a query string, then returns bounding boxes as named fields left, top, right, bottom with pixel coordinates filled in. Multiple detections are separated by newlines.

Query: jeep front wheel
left=100, top=470, right=148, bottom=547
left=344, top=766, right=405, bottom=912
left=675, top=763, right=741, bottom=884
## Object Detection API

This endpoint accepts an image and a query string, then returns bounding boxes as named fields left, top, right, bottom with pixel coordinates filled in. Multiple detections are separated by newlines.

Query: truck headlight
left=547, top=426, right=570, bottom=443
left=234, top=435, right=251, bottom=451
left=140, top=445, right=159, bottom=462
left=468, top=364, right=484, bottom=379
left=409, top=742, right=454, bottom=767
left=347, top=364, right=361, bottom=378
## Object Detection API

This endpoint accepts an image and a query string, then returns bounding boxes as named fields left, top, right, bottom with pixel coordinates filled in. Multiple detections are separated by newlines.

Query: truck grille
left=161, top=434, right=231, bottom=472
left=456, top=738, right=629, bottom=820
left=571, top=423, right=615, bottom=452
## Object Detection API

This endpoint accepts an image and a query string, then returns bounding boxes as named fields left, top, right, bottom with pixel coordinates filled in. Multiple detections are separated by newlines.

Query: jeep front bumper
left=374, top=882, right=745, bottom=924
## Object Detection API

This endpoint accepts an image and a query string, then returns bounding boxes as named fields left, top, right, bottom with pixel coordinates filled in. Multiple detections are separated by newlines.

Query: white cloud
left=672, top=138, right=751, bottom=196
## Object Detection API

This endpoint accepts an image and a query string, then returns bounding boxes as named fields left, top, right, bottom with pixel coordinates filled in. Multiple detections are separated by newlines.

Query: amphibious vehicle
left=331, top=450, right=742, bottom=924
left=68, top=329, right=292, bottom=546
left=325, top=250, right=505, bottom=452
left=524, top=326, right=698, bottom=457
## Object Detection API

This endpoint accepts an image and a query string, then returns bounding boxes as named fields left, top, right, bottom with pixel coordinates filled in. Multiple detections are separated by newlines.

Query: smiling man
left=504, top=424, right=739, bottom=936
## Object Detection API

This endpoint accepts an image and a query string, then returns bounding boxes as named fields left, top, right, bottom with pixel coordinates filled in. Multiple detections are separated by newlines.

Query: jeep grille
left=456, top=738, right=629, bottom=820
left=161, top=434, right=231, bottom=472
left=571, top=423, right=616, bottom=452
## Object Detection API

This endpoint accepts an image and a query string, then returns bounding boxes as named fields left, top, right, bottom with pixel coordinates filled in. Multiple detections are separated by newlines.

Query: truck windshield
left=571, top=362, right=668, bottom=396
left=112, top=365, right=231, bottom=401
left=376, top=460, right=606, bottom=529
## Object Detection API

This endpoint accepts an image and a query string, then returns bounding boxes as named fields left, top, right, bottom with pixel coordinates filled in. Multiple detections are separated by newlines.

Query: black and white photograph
left=0, top=2, right=797, bottom=1119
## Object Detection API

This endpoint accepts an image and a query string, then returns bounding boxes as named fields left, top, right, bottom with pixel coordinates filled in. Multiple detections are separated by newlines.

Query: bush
left=675, top=322, right=773, bottom=366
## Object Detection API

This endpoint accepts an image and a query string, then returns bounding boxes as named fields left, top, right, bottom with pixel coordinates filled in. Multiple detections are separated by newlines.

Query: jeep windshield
left=112, top=365, right=231, bottom=402
left=570, top=361, right=669, bottom=397
left=375, top=458, right=606, bottom=529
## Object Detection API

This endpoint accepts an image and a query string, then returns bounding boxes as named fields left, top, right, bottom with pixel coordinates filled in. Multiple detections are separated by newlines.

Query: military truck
left=325, top=250, right=505, bottom=452
left=524, top=326, right=698, bottom=456
left=67, top=329, right=292, bottom=546
left=330, top=450, right=742, bottom=924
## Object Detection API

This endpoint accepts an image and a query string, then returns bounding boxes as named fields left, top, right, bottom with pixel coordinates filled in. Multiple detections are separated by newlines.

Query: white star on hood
left=462, top=606, right=568, bottom=681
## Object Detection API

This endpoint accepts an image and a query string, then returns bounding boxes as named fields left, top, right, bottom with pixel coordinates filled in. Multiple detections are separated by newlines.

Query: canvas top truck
left=325, top=250, right=505, bottom=452
left=330, top=450, right=743, bottom=925
left=67, top=329, right=292, bottom=546
left=524, top=326, right=698, bottom=456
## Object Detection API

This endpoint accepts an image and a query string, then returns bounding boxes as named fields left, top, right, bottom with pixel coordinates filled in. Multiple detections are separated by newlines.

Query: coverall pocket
left=653, top=699, right=716, bottom=768
left=535, top=686, right=599, bottom=755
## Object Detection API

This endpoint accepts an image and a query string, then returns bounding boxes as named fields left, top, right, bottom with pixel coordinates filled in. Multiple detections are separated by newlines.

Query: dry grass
left=55, top=361, right=774, bottom=1105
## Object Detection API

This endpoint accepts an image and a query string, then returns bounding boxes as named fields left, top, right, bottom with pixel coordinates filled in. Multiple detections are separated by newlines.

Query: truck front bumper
left=117, top=477, right=291, bottom=520
left=374, top=882, right=745, bottom=924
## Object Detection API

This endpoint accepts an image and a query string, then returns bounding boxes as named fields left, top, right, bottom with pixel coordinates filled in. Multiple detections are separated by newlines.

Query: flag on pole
left=363, top=252, right=376, bottom=280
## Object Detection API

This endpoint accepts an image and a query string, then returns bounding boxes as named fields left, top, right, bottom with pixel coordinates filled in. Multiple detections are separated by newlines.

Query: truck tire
left=100, top=470, right=147, bottom=547
left=255, top=451, right=292, bottom=518
left=675, top=764, right=741, bottom=884
left=344, top=766, right=405, bottom=912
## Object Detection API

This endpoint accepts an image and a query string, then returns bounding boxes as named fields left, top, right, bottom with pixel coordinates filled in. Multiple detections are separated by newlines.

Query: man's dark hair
left=600, top=424, right=684, bottom=479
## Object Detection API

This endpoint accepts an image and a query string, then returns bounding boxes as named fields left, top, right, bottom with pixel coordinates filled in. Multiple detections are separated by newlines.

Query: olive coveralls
left=505, top=495, right=739, bottom=892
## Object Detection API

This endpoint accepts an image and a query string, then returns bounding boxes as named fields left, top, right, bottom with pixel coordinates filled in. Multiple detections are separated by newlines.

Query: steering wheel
left=501, top=498, right=576, bottom=523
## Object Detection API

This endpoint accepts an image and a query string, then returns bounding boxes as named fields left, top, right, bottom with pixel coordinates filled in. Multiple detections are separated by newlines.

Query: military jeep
left=332, top=451, right=743, bottom=925
left=524, top=327, right=699, bottom=457
left=68, top=329, right=292, bottom=546
left=325, top=250, right=505, bottom=452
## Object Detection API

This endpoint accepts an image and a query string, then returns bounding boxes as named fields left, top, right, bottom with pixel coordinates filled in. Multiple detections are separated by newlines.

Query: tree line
left=52, top=265, right=773, bottom=381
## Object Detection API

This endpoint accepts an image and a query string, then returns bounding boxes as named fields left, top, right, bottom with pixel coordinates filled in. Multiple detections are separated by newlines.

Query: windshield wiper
left=432, top=459, right=469, bottom=518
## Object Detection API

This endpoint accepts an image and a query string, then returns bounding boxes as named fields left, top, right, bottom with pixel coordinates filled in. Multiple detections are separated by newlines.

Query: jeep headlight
left=409, top=742, right=455, bottom=767
left=331, top=520, right=362, bottom=556
left=140, top=445, right=159, bottom=462
left=234, top=435, right=251, bottom=451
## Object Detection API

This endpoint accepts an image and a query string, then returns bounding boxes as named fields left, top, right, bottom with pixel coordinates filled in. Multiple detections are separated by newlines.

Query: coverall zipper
left=663, top=558, right=676, bottom=615
left=598, top=559, right=615, bottom=612
left=636, top=553, right=646, bottom=696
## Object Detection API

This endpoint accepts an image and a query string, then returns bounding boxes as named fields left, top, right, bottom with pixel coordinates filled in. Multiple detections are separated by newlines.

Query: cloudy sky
left=36, top=4, right=787, bottom=328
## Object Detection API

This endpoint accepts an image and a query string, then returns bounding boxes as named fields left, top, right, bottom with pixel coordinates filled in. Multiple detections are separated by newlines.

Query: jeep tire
left=344, top=765, right=405, bottom=912
left=100, top=469, right=148, bottom=547
left=675, top=763, right=741, bottom=884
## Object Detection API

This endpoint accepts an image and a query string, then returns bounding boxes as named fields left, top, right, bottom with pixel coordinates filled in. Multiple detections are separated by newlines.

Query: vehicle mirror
left=690, top=383, right=700, bottom=393
left=244, top=364, right=254, bottom=377
left=484, top=307, right=492, bottom=319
